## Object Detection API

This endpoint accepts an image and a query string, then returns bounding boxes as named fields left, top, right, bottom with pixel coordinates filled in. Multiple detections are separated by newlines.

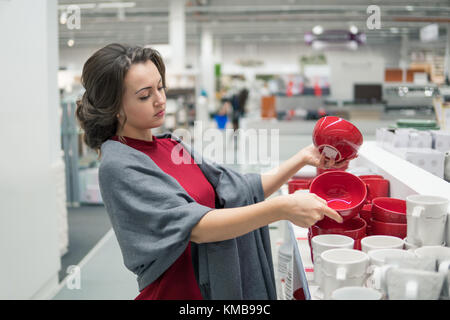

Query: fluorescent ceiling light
left=390, top=27, right=399, bottom=34
left=58, top=3, right=97, bottom=10
left=312, top=25, right=323, bottom=35
left=405, top=6, right=414, bottom=11
left=98, top=2, right=136, bottom=9
left=67, top=39, right=75, bottom=47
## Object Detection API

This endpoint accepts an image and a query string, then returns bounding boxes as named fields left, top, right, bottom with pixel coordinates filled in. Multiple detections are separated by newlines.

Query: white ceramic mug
left=406, top=195, right=449, bottom=246
left=414, top=246, right=450, bottom=266
left=320, top=248, right=370, bottom=299
left=403, top=237, right=419, bottom=250
left=438, top=260, right=450, bottom=300
left=385, top=267, right=446, bottom=300
left=367, top=249, right=414, bottom=295
left=311, top=235, right=354, bottom=289
left=331, top=286, right=382, bottom=300
left=446, top=210, right=450, bottom=249
left=368, top=248, right=415, bottom=270
left=361, top=235, right=405, bottom=253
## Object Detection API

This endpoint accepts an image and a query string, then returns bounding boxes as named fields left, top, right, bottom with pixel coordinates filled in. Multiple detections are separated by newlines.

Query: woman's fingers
left=313, top=194, right=327, bottom=206
left=321, top=205, right=343, bottom=223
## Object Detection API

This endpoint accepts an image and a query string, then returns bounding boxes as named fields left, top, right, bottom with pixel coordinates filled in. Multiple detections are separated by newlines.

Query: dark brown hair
left=75, top=43, right=166, bottom=159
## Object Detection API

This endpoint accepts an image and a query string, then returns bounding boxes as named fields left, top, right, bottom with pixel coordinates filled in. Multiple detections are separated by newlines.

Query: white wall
left=0, top=0, right=61, bottom=299
left=327, top=49, right=385, bottom=102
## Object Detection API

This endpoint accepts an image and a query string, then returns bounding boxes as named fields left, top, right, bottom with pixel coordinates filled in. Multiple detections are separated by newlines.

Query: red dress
left=110, top=135, right=216, bottom=300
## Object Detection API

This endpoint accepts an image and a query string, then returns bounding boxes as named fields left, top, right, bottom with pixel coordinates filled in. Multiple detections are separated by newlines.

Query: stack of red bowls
left=308, top=217, right=367, bottom=252
left=307, top=171, right=368, bottom=259
left=359, top=175, right=390, bottom=203
left=358, top=174, right=390, bottom=235
left=288, top=177, right=313, bottom=194
left=369, top=197, right=407, bottom=239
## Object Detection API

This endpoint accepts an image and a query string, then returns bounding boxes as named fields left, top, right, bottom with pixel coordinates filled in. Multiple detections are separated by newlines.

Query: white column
left=445, top=24, right=450, bottom=82
left=169, top=0, right=185, bottom=73
left=0, top=0, right=61, bottom=299
left=199, top=27, right=215, bottom=125
left=400, top=33, right=409, bottom=82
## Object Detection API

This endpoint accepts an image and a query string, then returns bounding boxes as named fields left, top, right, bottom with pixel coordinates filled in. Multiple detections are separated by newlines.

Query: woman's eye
left=158, top=87, right=166, bottom=92
left=139, top=96, right=150, bottom=101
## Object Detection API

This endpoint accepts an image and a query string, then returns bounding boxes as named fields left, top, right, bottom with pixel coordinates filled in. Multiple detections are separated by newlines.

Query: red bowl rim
left=313, top=216, right=367, bottom=233
left=359, top=175, right=384, bottom=180
left=372, top=197, right=406, bottom=215
left=310, top=171, right=368, bottom=212
left=370, top=217, right=407, bottom=227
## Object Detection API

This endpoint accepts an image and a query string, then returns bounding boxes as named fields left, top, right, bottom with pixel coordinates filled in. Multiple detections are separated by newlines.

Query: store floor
left=52, top=130, right=376, bottom=300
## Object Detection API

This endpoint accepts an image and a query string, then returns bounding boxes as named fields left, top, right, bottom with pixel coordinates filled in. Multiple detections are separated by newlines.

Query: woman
left=75, top=43, right=345, bottom=300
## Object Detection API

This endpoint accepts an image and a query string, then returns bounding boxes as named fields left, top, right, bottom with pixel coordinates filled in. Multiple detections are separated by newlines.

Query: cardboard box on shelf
left=431, top=130, right=450, bottom=153
left=376, top=128, right=395, bottom=148
left=392, top=128, right=412, bottom=148
left=408, top=130, right=432, bottom=148
left=391, top=147, right=445, bottom=178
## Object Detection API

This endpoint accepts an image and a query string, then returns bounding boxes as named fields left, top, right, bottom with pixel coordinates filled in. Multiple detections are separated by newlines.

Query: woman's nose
left=154, top=90, right=165, bottom=106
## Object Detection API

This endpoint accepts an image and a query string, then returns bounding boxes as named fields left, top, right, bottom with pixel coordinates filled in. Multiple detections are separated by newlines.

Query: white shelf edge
left=355, top=141, right=450, bottom=201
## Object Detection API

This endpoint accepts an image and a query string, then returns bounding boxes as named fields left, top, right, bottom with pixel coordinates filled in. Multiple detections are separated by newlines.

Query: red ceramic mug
left=312, top=116, right=363, bottom=162
left=371, top=197, right=407, bottom=224
left=362, top=178, right=390, bottom=203
left=309, top=171, right=367, bottom=222
left=288, top=179, right=311, bottom=194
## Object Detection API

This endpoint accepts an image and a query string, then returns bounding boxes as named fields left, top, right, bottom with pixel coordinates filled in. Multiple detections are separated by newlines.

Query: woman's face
left=119, top=60, right=166, bottom=134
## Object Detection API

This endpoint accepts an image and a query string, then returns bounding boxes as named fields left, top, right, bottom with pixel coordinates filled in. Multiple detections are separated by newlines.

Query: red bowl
left=309, top=171, right=368, bottom=221
left=372, top=197, right=407, bottom=224
left=359, top=203, right=373, bottom=224
left=311, top=217, right=367, bottom=250
left=363, top=178, right=390, bottom=202
left=370, top=218, right=406, bottom=239
left=312, top=116, right=363, bottom=162
left=288, top=179, right=311, bottom=194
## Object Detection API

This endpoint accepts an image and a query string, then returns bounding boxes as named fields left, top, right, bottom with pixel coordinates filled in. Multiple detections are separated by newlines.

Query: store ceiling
left=58, top=0, right=450, bottom=48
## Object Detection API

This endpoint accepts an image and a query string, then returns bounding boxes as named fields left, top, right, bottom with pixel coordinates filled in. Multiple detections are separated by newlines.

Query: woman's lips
left=155, top=110, right=165, bottom=117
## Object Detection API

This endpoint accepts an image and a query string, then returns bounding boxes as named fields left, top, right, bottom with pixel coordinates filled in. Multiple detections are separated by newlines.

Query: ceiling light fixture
left=405, top=6, right=414, bottom=11
left=67, top=39, right=75, bottom=47
left=58, top=3, right=97, bottom=10
left=312, top=25, right=323, bottom=35
left=97, top=2, right=136, bottom=9
left=59, top=12, right=67, bottom=24
left=349, top=25, right=358, bottom=35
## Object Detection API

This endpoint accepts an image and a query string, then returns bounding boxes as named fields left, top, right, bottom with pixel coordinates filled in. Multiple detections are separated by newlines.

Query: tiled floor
left=51, top=126, right=376, bottom=300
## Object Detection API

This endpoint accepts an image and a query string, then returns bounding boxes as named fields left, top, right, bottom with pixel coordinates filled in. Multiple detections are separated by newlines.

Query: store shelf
left=353, top=141, right=450, bottom=200
left=280, top=141, right=450, bottom=299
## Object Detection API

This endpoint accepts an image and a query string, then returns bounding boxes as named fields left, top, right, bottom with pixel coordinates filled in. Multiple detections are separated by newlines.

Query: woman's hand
left=297, top=144, right=350, bottom=169
left=280, top=192, right=343, bottom=228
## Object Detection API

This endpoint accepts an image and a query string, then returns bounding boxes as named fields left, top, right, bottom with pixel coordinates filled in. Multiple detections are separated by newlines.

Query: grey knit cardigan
left=98, top=132, right=277, bottom=299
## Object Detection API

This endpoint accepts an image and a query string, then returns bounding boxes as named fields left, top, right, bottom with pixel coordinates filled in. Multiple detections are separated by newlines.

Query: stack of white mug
left=405, top=195, right=449, bottom=249
left=310, top=194, right=450, bottom=299
left=370, top=194, right=450, bottom=300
